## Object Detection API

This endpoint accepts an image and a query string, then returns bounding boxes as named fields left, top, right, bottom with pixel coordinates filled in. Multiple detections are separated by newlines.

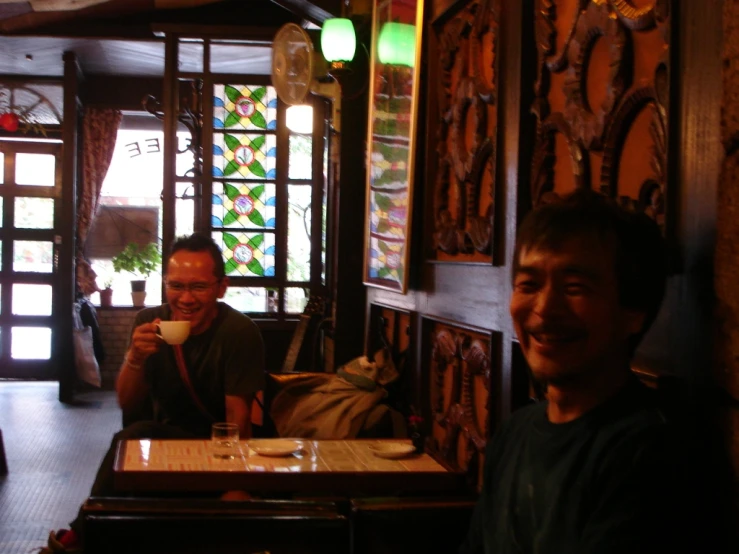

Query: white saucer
left=369, top=443, right=417, bottom=459
left=249, top=439, right=302, bottom=457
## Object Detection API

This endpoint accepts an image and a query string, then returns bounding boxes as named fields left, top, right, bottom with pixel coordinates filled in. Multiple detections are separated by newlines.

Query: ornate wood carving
left=609, top=0, right=669, bottom=31
left=563, top=0, right=631, bottom=149
left=533, top=0, right=589, bottom=120
left=433, top=158, right=461, bottom=254
left=530, top=113, right=590, bottom=205
left=536, top=0, right=590, bottom=73
left=451, top=77, right=488, bottom=182
left=600, top=85, right=667, bottom=230
left=471, top=0, right=499, bottom=104
left=429, top=321, right=495, bottom=486
left=466, top=138, right=495, bottom=253
left=432, top=0, right=498, bottom=258
left=530, top=0, right=672, bottom=231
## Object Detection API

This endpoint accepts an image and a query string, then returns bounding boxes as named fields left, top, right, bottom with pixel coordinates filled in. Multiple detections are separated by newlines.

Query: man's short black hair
left=513, top=189, right=667, bottom=356
left=169, top=233, right=225, bottom=280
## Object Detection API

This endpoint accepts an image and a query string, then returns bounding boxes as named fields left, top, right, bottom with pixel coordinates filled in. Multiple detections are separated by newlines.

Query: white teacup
left=156, top=320, right=191, bottom=345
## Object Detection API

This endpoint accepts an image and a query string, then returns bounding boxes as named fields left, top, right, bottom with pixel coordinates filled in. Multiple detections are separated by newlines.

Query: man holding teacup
left=44, top=233, right=265, bottom=553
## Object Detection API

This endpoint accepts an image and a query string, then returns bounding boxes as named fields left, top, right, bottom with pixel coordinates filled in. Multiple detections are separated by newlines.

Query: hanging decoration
left=0, top=84, right=60, bottom=136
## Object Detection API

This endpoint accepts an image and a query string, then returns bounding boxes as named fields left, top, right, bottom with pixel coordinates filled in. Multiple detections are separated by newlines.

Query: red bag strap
left=173, top=344, right=215, bottom=422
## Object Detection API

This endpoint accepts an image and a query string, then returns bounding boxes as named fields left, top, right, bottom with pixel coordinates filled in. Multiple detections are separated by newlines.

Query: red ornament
left=0, top=112, right=19, bottom=132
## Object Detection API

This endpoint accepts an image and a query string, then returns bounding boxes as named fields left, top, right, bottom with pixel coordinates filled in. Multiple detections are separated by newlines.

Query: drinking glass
left=211, top=422, right=239, bottom=459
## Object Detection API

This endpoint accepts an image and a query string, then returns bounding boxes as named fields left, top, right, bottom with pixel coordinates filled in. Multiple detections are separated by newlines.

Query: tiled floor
left=0, top=382, right=121, bottom=554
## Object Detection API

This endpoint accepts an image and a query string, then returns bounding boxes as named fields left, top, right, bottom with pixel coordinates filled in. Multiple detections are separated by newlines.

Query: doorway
left=0, top=139, right=65, bottom=379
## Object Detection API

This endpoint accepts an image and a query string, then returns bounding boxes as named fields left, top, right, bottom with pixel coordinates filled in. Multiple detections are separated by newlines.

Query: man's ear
left=217, top=276, right=229, bottom=299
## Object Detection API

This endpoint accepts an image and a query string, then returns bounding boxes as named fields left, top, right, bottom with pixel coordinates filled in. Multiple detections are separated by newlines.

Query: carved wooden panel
left=532, top=0, right=671, bottom=235
left=424, top=318, right=499, bottom=489
left=368, top=304, right=414, bottom=416
left=431, top=0, right=499, bottom=261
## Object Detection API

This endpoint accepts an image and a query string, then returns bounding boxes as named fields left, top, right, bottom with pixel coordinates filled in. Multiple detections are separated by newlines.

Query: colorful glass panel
left=179, top=40, right=204, bottom=73
left=287, top=184, right=312, bottom=282
left=16, top=153, right=55, bottom=186
left=223, top=287, right=275, bottom=313
left=13, top=240, right=53, bottom=273
left=15, top=197, right=54, bottom=229
left=175, top=182, right=195, bottom=238
left=213, top=231, right=276, bottom=277
left=285, top=287, right=308, bottom=314
left=11, top=327, right=51, bottom=359
left=212, top=133, right=277, bottom=180
left=12, top=284, right=52, bottom=315
left=176, top=132, right=197, bottom=177
left=213, top=84, right=277, bottom=131
left=212, top=182, right=276, bottom=229
left=289, top=134, right=312, bottom=179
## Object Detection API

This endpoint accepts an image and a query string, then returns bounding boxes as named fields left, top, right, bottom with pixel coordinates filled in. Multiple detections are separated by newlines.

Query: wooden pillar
left=716, top=0, right=739, bottom=511
left=59, top=51, right=82, bottom=403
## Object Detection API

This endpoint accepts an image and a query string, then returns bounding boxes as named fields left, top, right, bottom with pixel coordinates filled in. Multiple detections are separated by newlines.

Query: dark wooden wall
left=364, top=0, right=729, bottom=489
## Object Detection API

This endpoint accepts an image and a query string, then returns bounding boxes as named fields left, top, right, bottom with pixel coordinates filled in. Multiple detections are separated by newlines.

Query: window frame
left=161, top=36, right=330, bottom=321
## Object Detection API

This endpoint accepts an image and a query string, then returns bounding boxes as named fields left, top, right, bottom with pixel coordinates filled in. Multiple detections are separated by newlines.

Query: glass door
left=0, top=139, right=64, bottom=379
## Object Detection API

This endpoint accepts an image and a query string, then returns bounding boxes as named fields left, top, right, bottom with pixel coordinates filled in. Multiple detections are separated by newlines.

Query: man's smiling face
left=165, top=250, right=227, bottom=335
left=510, top=237, right=645, bottom=386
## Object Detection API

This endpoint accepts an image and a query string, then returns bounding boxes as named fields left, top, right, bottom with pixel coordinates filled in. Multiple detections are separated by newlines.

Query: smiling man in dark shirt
left=44, top=233, right=265, bottom=553
left=460, top=190, right=711, bottom=554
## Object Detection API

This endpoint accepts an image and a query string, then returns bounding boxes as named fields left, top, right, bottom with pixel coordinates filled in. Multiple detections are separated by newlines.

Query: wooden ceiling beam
left=0, top=0, right=159, bottom=34
left=267, top=0, right=341, bottom=25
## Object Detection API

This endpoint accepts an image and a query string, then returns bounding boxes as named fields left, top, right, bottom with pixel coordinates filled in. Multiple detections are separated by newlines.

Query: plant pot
left=130, top=279, right=147, bottom=293
left=100, top=288, right=113, bottom=308
left=131, top=291, right=147, bottom=307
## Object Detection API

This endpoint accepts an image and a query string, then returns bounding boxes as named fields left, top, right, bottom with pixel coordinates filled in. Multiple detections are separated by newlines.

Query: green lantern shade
left=378, top=22, right=416, bottom=67
left=321, top=18, right=356, bottom=63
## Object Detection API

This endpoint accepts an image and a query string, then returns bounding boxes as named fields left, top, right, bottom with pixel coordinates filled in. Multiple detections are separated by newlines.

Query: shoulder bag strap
left=172, top=344, right=215, bottom=422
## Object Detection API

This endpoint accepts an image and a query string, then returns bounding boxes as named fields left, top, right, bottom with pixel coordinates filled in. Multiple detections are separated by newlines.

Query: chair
left=83, top=496, right=350, bottom=554
left=0, top=427, right=7, bottom=475
left=350, top=496, right=476, bottom=554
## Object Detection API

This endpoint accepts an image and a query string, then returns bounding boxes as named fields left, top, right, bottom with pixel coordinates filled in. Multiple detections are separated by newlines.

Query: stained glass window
left=212, top=182, right=275, bottom=229
left=223, top=287, right=273, bottom=313
left=176, top=133, right=197, bottom=177
left=15, top=197, right=54, bottom=229
left=213, top=85, right=277, bottom=131
left=11, top=326, right=51, bottom=359
left=211, top=80, right=324, bottom=319
left=13, top=240, right=53, bottom=273
left=212, top=133, right=277, bottom=180
left=16, top=153, right=55, bottom=187
left=287, top=185, right=312, bottom=282
left=175, top=182, right=195, bottom=238
left=213, top=231, right=275, bottom=277
left=12, top=284, right=52, bottom=315
left=285, top=287, right=308, bottom=314
left=289, top=135, right=312, bottom=179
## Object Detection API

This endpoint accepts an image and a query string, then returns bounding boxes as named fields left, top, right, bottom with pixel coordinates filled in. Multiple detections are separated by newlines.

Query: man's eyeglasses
left=165, top=280, right=220, bottom=295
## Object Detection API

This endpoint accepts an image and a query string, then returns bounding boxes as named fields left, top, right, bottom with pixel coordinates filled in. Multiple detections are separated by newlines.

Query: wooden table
left=114, top=438, right=463, bottom=494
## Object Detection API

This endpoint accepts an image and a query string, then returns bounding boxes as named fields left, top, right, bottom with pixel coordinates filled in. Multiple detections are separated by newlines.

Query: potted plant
left=111, top=242, right=161, bottom=307
left=99, top=277, right=114, bottom=308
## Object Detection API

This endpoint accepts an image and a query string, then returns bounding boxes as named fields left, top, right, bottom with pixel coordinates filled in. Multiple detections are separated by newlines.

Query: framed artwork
left=363, top=0, right=424, bottom=293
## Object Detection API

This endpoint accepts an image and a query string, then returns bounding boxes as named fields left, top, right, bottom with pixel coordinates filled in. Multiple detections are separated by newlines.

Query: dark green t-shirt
left=133, top=302, right=265, bottom=437
left=460, top=378, right=689, bottom=554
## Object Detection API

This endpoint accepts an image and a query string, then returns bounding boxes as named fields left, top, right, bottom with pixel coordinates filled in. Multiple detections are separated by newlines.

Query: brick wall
left=96, top=308, right=139, bottom=389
